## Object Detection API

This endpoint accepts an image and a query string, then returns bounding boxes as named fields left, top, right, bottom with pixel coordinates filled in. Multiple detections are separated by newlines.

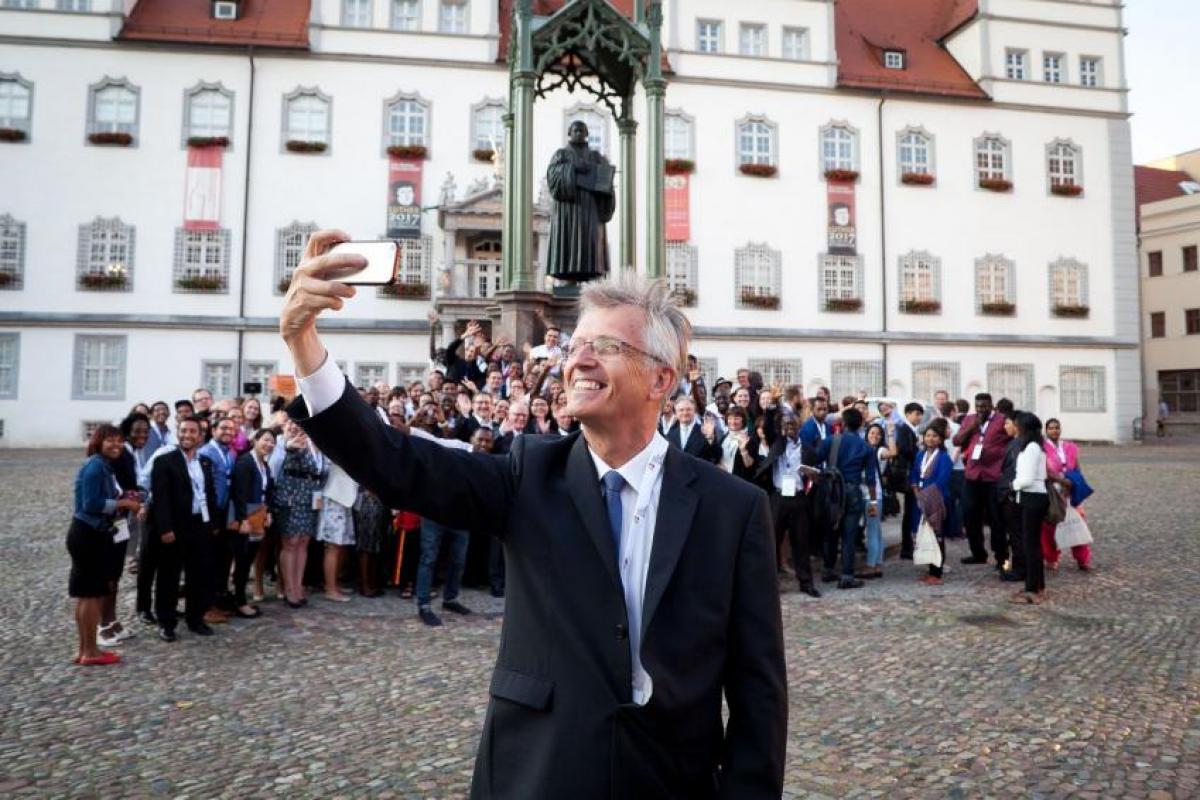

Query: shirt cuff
left=102, top=499, right=118, bottom=514
left=297, top=353, right=346, bottom=418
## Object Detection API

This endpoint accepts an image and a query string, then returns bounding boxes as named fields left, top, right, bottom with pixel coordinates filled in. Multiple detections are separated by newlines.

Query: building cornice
left=979, top=13, right=1124, bottom=34
left=691, top=326, right=1138, bottom=349
left=0, top=312, right=429, bottom=335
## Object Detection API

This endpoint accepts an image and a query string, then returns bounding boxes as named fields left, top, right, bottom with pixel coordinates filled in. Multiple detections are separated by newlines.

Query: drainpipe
left=236, top=48, right=256, bottom=392
left=877, top=94, right=888, bottom=391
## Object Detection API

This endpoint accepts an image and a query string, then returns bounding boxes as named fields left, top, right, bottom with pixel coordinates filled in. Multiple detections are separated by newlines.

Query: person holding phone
left=718, top=406, right=760, bottom=482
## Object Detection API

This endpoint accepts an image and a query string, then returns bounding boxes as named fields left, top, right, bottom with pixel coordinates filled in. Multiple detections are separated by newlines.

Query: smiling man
left=278, top=230, right=786, bottom=799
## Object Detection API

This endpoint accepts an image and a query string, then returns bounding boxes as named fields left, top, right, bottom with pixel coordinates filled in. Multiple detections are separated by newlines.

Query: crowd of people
left=66, top=318, right=1095, bottom=665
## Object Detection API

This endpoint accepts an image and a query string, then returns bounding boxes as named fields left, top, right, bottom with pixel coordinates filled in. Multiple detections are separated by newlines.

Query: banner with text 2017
left=387, top=156, right=423, bottom=239
left=826, top=178, right=856, bottom=255
left=183, top=146, right=221, bottom=231
left=665, top=173, right=690, bottom=242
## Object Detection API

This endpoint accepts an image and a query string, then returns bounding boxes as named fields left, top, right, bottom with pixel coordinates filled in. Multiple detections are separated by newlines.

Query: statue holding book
left=545, top=120, right=615, bottom=281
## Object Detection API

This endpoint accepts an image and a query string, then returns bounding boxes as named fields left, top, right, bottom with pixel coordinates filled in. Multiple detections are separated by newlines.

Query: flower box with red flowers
left=739, top=289, right=780, bottom=310
left=380, top=281, right=430, bottom=299
left=824, top=168, right=859, bottom=182
left=669, top=287, right=697, bottom=307
left=738, top=163, right=777, bottom=178
left=472, top=148, right=496, bottom=162
left=187, top=135, right=229, bottom=149
left=387, top=144, right=428, bottom=159
left=664, top=159, right=695, bottom=175
left=1051, top=183, right=1084, bottom=197
left=901, top=172, right=935, bottom=186
left=902, top=299, right=941, bottom=314
left=277, top=276, right=293, bottom=294
left=0, top=271, right=16, bottom=287
left=285, top=140, right=327, bottom=153
left=175, top=274, right=226, bottom=292
left=0, top=128, right=27, bottom=143
left=980, top=301, right=1016, bottom=316
left=88, top=131, right=133, bottom=147
left=79, top=272, right=128, bottom=290
left=978, top=177, right=1012, bottom=192
left=1052, top=304, right=1090, bottom=318
left=824, top=297, right=863, bottom=312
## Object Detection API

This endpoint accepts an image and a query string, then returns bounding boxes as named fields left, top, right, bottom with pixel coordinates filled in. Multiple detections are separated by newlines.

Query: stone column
left=508, top=0, right=536, bottom=291
left=501, top=110, right=515, bottom=288
left=644, top=2, right=667, bottom=278
left=618, top=109, right=638, bottom=273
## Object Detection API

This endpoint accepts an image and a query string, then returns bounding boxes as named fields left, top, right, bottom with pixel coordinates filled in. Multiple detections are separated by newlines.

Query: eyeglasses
left=562, top=336, right=668, bottom=366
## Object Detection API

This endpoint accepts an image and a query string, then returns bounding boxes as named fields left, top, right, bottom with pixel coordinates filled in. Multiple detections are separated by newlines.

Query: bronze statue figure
left=545, top=120, right=615, bottom=282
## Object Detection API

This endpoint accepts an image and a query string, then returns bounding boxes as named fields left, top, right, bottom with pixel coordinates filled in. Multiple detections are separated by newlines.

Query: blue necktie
left=601, top=470, right=625, bottom=563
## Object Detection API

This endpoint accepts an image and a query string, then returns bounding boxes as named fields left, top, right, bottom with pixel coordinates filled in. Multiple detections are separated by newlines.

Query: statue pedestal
left=490, top=288, right=583, bottom=349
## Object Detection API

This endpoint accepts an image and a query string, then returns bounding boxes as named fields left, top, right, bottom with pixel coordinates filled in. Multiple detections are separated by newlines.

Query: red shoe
left=78, top=651, right=121, bottom=666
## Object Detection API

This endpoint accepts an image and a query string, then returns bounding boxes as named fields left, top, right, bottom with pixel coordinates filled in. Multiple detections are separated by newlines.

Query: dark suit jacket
left=291, top=382, right=786, bottom=799
left=664, top=420, right=719, bottom=463
left=457, top=414, right=496, bottom=443
left=150, top=448, right=220, bottom=538
left=230, top=452, right=275, bottom=522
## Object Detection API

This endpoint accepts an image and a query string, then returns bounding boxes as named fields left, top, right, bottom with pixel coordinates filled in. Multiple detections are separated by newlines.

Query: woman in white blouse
left=1010, top=412, right=1050, bottom=605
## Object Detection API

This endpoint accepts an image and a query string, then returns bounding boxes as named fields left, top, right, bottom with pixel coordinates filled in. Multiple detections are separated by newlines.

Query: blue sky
left=1125, top=0, right=1200, bottom=163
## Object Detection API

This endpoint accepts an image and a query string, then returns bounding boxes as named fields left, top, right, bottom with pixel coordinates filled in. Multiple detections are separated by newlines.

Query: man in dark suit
left=755, top=396, right=820, bottom=598
left=455, top=391, right=496, bottom=443
left=280, top=230, right=786, bottom=799
left=148, top=417, right=221, bottom=641
left=664, top=395, right=719, bottom=462
left=894, top=402, right=923, bottom=559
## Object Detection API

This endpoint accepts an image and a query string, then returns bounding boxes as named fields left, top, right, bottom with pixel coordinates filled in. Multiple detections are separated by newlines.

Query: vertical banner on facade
left=387, top=156, right=423, bottom=239
left=826, top=179, right=856, bottom=254
left=183, top=146, right=222, bottom=231
left=665, top=173, right=690, bottom=242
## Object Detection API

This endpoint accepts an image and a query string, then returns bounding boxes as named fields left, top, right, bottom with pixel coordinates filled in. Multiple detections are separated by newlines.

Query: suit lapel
left=564, top=434, right=621, bottom=589
left=642, top=446, right=698, bottom=641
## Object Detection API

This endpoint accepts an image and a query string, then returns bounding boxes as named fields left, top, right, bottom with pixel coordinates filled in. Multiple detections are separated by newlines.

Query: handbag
left=1044, top=481, right=1067, bottom=525
left=1055, top=506, right=1093, bottom=549
left=913, top=519, right=943, bottom=567
left=1064, top=467, right=1094, bottom=507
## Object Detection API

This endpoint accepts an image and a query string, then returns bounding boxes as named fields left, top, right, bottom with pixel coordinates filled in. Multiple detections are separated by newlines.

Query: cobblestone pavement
left=1, top=441, right=1197, bottom=799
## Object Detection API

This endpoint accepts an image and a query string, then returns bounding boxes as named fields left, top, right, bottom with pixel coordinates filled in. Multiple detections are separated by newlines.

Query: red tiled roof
left=835, top=0, right=987, bottom=99
left=1134, top=165, right=1194, bottom=208
left=120, top=0, right=310, bottom=49
left=498, top=0, right=635, bottom=62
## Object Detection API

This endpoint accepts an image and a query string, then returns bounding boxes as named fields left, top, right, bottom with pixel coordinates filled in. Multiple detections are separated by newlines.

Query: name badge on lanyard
left=971, top=419, right=989, bottom=461
left=781, top=475, right=797, bottom=497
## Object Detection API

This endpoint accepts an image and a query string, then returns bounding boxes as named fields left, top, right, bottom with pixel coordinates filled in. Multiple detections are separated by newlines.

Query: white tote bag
left=1054, top=506, right=1093, bottom=549
left=913, top=519, right=943, bottom=568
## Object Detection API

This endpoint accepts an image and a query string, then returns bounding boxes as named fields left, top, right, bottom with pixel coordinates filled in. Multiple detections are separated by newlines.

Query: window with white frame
left=696, top=19, right=722, bottom=53
left=1060, top=366, right=1106, bottom=412
left=696, top=358, right=719, bottom=389
left=736, top=116, right=775, bottom=166
left=173, top=228, right=231, bottom=292
left=1049, top=258, right=1088, bottom=310
left=184, top=84, right=233, bottom=142
left=734, top=243, right=781, bottom=307
left=821, top=123, right=857, bottom=173
left=391, top=0, right=419, bottom=29
left=1047, top=139, right=1081, bottom=188
left=77, top=217, right=134, bottom=291
left=831, top=360, right=883, bottom=400
left=73, top=335, right=126, bottom=400
left=739, top=23, right=767, bottom=57
left=897, top=128, right=933, bottom=176
left=975, top=254, right=1015, bottom=309
left=57, top=0, right=91, bottom=10
left=386, top=93, right=429, bottom=148
left=274, top=221, right=317, bottom=293
left=899, top=250, right=940, bottom=308
left=396, top=363, right=426, bottom=388
left=884, top=50, right=905, bottom=70
left=1043, top=52, right=1064, bottom=83
left=820, top=253, right=863, bottom=310
left=666, top=242, right=698, bottom=304
left=355, top=363, right=389, bottom=389
left=781, top=27, right=807, bottom=60
left=202, top=361, right=235, bottom=399
left=987, top=363, right=1034, bottom=410
left=0, top=74, right=33, bottom=139
left=0, top=214, right=25, bottom=289
left=0, top=333, right=17, bottom=399
left=664, top=111, right=692, bottom=160
left=1005, top=49, right=1027, bottom=80
left=342, top=0, right=372, bottom=27
left=471, top=99, right=505, bottom=153
left=379, top=235, right=433, bottom=297
left=1079, top=56, right=1102, bottom=87
left=88, top=78, right=139, bottom=142
left=748, top=359, right=802, bottom=388
left=912, top=361, right=960, bottom=402
left=438, top=0, right=467, bottom=33
left=565, top=106, right=607, bottom=155
left=243, top=361, right=277, bottom=392
left=5, top=0, right=39, bottom=7
left=974, top=134, right=1010, bottom=182
left=212, top=0, right=237, bottom=19
left=284, top=89, right=330, bottom=146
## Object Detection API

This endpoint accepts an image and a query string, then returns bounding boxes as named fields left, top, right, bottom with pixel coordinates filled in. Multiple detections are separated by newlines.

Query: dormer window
left=884, top=50, right=905, bottom=70
left=212, top=1, right=239, bottom=20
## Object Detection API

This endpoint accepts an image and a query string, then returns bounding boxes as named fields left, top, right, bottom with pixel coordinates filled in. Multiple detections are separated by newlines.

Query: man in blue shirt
left=199, top=417, right=237, bottom=618
left=807, top=408, right=878, bottom=590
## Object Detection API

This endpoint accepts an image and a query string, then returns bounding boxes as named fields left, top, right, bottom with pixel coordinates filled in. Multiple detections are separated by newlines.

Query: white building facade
left=0, top=0, right=1139, bottom=446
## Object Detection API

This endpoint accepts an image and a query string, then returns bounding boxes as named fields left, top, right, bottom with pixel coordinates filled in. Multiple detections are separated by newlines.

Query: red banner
left=826, top=178, right=856, bottom=254
left=183, top=146, right=222, bottom=231
left=665, top=172, right=690, bottom=242
left=387, top=157, right=423, bottom=239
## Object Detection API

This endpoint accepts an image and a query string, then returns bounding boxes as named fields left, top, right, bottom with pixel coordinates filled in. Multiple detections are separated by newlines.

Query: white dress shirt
left=676, top=419, right=695, bottom=449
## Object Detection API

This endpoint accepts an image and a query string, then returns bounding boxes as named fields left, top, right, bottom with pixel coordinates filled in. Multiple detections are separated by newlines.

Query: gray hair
left=578, top=272, right=691, bottom=375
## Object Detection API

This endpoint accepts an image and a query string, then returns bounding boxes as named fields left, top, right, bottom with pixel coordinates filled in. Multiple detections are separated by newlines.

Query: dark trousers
left=136, top=523, right=160, bottom=614
left=837, top=486, right=865, bottom=578
left=964, top=478, right=1006, bottom=563
left=1001, top=493, right=1025, bottom=577
left=946, top=471, right=965, bottom=538
left=156, top=515, right=214, bottom=631
left=489, top=537, right=505, bottom=594
left=769, top=490, right=815, bottom=589
left=1019, top=493, right=1049, bottom=593
left=231, top=535, right=261, bottom=607
left=900, top=488, right=919, bottom=556
left=213, top=527, right=236, bottom=609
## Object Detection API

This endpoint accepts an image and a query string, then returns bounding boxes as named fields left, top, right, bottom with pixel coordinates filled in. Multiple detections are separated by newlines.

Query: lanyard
left=920, top=449, right=938, bottom=479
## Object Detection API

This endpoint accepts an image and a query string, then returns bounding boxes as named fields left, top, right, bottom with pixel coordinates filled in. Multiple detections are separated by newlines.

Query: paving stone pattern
left=0, top=442, right=1197, bottom=798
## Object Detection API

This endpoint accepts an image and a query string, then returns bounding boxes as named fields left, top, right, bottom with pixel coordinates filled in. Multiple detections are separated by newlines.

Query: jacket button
left=615, top=623, right=628, bottom=640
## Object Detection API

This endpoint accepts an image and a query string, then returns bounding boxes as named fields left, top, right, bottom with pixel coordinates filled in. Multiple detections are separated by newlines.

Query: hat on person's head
left=714, top=377, right=733, bottom=390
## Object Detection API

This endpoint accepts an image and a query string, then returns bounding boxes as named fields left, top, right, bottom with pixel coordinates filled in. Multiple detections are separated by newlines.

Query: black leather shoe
left=820, top=572, right=838, bottom=583
left=837, top=578, right=865, bottom=590
left=999, top=571, right=1024, bottom=583
left=490, top=587, right=505, bottom=598
left=960, top=555, right=989, bottom=565
left=158, top=627, right=177, bottom=643
left=799, top=585, right=822, bottom=598
left=187, top=623, right=215, bottom=637
left=442, top=600, right=472, bottom=615
left=139, top=610, right=158, bottom=626
left=418, top=607, right=443, bottom=627
left=899, top=551, right=914, bottom=560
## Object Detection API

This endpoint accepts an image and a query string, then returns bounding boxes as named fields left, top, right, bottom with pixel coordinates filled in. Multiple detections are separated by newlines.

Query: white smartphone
left=327, top=240, right=400, bottom=285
